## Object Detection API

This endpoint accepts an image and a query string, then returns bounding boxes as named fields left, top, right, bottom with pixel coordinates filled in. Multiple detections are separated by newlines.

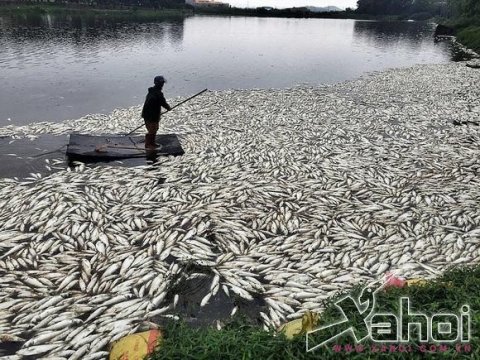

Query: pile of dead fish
left=0, top=62, right=479, bottom=359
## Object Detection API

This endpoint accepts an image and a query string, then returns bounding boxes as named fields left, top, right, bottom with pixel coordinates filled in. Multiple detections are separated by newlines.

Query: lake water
left=0, top=13, right=463, bottom=127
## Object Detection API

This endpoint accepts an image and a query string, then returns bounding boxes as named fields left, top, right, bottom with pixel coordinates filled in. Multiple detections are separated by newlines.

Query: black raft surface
left=66, top=133, right=185, bottom=162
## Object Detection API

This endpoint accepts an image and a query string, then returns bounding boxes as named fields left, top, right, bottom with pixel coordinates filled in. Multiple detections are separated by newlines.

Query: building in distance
left=185, top=0, right=229, bottom=8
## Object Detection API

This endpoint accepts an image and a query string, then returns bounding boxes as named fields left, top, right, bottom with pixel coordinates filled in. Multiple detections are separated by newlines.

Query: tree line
left=446, top=0, right=480, bottom=19
left=356, top=0, right=480, bottom=20
left=6, top=0, right=186, bottom=10
left=5, top=0, right=479, bottom=22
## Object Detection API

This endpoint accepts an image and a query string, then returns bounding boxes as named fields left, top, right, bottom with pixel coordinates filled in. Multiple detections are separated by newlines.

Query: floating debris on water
left=0, top=62, right=479, bottom=358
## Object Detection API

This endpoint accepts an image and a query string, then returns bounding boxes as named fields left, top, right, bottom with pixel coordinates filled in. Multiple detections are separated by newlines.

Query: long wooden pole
left=125, top=88, right=208, bottom=136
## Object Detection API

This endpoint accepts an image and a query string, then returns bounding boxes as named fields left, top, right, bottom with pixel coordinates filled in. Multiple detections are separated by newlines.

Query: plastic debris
left=384, top=271, right=406, bottom=288
left=109, top=330, right=162, bottom=360
left=277, top=310, right=319, bottom=339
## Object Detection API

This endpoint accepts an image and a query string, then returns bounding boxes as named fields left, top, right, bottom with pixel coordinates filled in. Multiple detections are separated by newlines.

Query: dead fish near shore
left=0, top=62, right=479, bottom=358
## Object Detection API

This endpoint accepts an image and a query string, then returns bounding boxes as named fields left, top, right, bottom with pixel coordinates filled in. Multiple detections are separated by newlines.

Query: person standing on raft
left=141, top=75, right=171, bottom=149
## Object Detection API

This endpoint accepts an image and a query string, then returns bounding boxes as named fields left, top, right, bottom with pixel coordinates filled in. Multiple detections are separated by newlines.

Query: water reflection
left=352, top=20, right=462, bottom=61
left=1, top=14, right=186, bottom=71
left=0, top=13, right=185, bottom=47
left=354, top=20, right=436, bottom=40
left=354, top=21, right=434, bottom=50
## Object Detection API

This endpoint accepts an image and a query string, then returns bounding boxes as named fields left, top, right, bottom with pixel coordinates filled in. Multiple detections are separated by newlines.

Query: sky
left=223, top=0, right=358, bottom=9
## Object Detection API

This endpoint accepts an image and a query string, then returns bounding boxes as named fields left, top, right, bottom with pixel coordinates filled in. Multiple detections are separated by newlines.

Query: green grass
left=457, top=26, right=480, bottom=55
left=441, top=14, right=480, bottom=55
left=147, top=264, right=479, bottom=359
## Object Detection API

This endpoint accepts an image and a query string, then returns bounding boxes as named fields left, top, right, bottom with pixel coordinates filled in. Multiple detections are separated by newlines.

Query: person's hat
left=154, top=75, right=166, bottom=85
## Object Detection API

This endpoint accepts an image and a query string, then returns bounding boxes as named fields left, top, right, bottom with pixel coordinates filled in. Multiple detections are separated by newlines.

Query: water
left=0, top=14, right=466, bottom=179
left=0, top=14, right=460, bottom=127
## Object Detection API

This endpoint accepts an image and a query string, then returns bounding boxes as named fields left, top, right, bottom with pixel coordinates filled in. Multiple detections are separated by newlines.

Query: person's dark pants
left=145, top=120, right=159, bottom=135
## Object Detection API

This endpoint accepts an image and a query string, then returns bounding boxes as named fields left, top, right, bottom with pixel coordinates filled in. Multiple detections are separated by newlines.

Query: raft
left=66, top=133, right=184, bottom=162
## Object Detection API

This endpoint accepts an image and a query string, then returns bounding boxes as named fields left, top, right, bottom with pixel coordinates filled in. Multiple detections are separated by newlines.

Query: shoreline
left=0, top=61, right=479, bottom=138
left=0, top=4, right=188, bottom=17
left=0, top=62, right=479, bottom=358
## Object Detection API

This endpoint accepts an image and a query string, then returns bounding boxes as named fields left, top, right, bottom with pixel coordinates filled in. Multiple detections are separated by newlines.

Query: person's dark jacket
left=141, top=85, right=171, bottom=122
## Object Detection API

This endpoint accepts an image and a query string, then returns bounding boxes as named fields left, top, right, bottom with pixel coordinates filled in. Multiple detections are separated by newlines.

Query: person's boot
left=152, top=134, right=161, bottom=148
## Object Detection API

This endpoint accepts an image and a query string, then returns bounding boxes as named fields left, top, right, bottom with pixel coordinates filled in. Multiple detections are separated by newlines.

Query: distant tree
left=386, top=0, right=411, bottom=14
left=464, top=0, right=479, bottom=17
left=356, top=0, right=382, bottom=15
left=356, top=0, right=411, bottom=15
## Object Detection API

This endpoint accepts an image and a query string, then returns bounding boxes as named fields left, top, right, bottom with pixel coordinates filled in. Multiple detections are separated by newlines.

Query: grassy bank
left=0, top=4, right=187, bottom=18
left=148, top=264, right=479, bottom=359
left=455, top=24, right=480, bottom=55
left=436, top=12, right=480, bottom=55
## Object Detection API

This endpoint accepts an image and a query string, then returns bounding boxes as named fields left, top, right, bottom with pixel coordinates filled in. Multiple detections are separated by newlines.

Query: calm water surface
left=0, top=14, right=461, bottom=127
